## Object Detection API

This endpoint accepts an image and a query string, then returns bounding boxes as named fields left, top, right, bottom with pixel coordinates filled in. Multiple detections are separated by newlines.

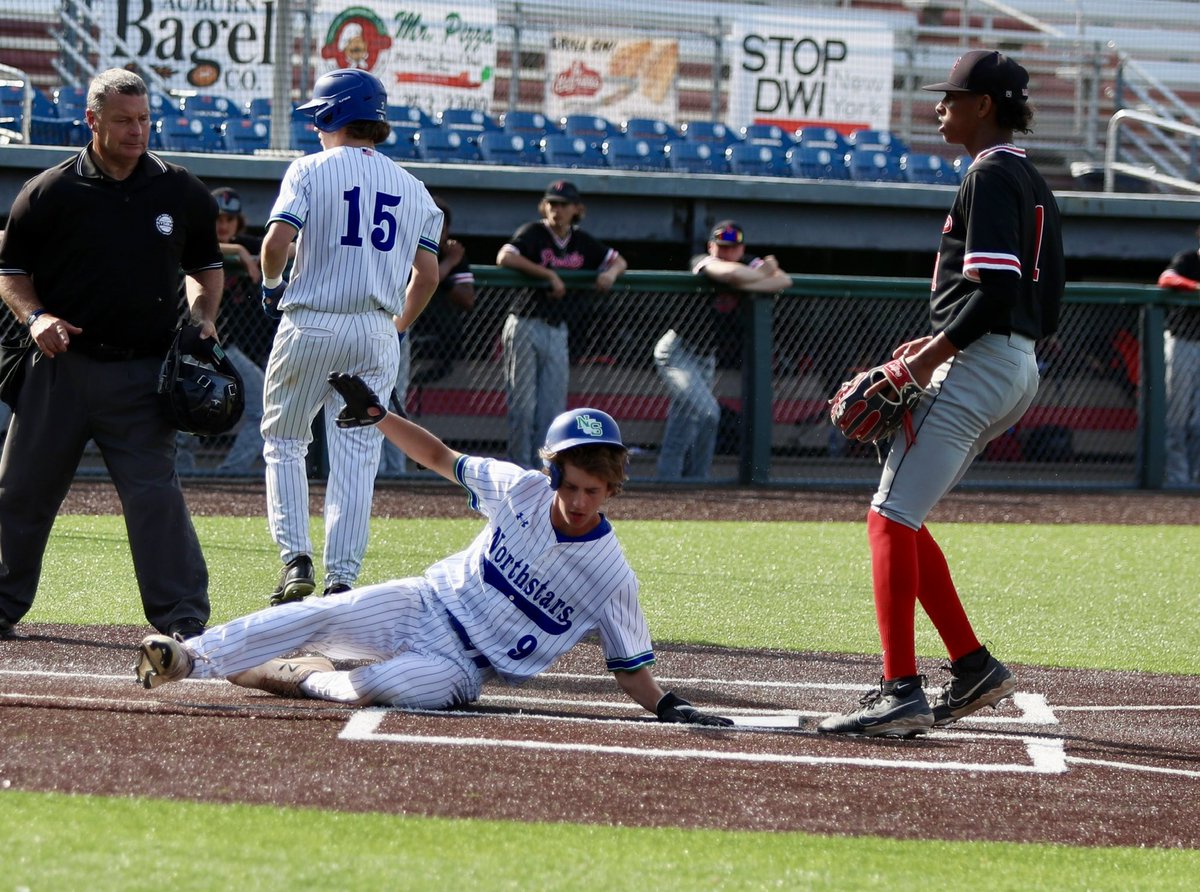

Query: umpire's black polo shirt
left=0, top=147, right=222, bottom=354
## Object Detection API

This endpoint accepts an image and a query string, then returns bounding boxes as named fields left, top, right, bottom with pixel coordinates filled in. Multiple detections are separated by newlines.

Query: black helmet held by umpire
left=159, top=324, right=245, bottom=436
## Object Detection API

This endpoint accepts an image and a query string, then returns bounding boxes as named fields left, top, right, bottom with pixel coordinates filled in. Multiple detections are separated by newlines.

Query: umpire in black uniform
left=0, top=68, right=223, bottom=641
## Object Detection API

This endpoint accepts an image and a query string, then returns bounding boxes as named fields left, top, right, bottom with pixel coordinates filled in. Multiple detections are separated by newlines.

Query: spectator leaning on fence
left=1156, top=224, right=1200, bottom=487
left=378, top=196, right=476, bottom=477
left=654, top=220, right=793, bottom=480
left=496, top=180, right=627, bottom=469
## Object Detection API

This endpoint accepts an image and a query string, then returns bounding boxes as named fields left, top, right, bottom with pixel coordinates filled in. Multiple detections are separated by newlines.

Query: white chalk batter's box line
left=4, top=669, right=1199, bottom=778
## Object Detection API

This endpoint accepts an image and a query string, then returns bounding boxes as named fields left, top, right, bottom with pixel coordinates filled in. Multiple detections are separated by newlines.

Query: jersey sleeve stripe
left=606, top=651, right=656, bottom=672
left=270, top=211, right=304, bottom=231
left=964, top=252, right=1021, bottom=274
left=417, top=236, right=440, bottom=254
left=453, top=454, right=480, bottom=511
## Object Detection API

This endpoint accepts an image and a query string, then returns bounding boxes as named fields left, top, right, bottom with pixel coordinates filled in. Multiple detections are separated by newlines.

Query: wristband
left=25, top=308, right=47, bottom=328
left=262, top=274, right=283, bottom=289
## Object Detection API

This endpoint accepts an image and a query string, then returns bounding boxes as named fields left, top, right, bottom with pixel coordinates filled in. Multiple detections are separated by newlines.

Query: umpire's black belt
left=75, top=342, right=160, bottom=362
left=445, top=610, right=492, bottom=670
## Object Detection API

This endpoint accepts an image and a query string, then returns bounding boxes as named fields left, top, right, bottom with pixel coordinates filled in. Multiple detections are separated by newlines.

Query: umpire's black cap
left=921, top=50, right=1029, bottom=103
left=710, top=220, right=744, bottom=244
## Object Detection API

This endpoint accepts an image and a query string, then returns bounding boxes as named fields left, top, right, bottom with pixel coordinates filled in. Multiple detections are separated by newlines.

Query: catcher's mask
left=158, top=326, right=245, bottom=436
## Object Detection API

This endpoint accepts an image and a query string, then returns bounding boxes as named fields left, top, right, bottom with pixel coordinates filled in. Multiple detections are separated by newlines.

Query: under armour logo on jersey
left=515, top=512, right=529, bottom=528
left=575, top=415, right=604, bottom=438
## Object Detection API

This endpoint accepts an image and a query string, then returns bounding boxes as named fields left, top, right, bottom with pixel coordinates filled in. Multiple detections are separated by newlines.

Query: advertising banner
left=728, top=10, right=893, bottom=134
left=313, top=1, right=497, bottom=116
left=544, top=34, right=678, bottom=123
left=98, top=0, right=277, bottom=102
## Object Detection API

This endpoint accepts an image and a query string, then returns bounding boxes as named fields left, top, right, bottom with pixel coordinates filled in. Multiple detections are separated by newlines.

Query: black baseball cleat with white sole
left=818, top=675, right=934, bottom=739
left=931, top=647, right=1016, bottom=726
left=269, top=555, right=316, bottom=606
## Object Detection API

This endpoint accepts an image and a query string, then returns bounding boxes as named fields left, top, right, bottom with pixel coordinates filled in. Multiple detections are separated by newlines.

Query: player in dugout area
left=135, top=376, right=731, bottom=728
left=818, top=49, right=1065, bottom=738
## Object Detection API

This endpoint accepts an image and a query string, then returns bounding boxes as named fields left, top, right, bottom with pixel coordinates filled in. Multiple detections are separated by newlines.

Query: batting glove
left=327, top=372, right=386, bottom=428
left=262, top=280, right=287, bottom=319
left=655, top=691, right=734, bottom=727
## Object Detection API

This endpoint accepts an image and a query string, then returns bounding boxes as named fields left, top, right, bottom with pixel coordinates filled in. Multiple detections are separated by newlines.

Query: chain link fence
left=0, top=268, right=1166, bottom=487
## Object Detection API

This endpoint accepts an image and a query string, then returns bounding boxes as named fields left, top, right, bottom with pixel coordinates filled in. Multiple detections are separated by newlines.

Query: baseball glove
left=828, top=357, right=924, bottom=447
left=327, top=372, right=386, bottom=428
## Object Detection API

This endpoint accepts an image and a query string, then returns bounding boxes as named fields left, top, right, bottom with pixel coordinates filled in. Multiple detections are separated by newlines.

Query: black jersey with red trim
left=929, top=144, right=1064, bottom=349
left=1163, top=249, right=1200, bottom=340
left=503, top=221, right=617, bottom=325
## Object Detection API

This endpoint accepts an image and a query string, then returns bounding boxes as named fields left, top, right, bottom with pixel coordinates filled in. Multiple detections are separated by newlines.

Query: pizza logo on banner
left=553, top=60, right=602, bottom=97
left=321, top=7, right=393, bottom=72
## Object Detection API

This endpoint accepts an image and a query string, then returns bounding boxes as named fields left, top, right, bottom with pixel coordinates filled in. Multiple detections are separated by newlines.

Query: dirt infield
left=2, top=624, right=1198, bottom=847
left=2, top=479, right=1197, bottom=846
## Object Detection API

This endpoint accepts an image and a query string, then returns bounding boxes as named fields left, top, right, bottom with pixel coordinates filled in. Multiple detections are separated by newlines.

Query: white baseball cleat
left=228, top=656, right=335, bottom=699
left=136, top=634, right=194, bottom=689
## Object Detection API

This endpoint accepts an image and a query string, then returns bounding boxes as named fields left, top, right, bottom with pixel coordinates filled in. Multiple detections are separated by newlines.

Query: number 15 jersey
left=268, top=145, right=442, bottom=315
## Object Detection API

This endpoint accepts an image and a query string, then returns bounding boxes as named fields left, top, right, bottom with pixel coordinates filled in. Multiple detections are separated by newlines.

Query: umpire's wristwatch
left=25, top=308, right=47, bottom=328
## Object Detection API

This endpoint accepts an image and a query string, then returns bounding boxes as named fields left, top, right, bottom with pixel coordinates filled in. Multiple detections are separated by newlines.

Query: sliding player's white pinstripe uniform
left=262, top=143, right=442, bottom=589
left=179, top=455, right=653, bottom=708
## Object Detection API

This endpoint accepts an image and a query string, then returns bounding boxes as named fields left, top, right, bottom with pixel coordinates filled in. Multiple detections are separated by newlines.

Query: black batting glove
left=655, top=691, right=734, bottom=727
left=262, top=281, right=287, bottom=319
left=327, top=372, right=386, bottom=428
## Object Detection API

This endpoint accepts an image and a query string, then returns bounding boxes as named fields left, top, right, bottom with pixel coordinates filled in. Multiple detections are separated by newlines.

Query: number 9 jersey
left=267, top=145, right=443, bottom=316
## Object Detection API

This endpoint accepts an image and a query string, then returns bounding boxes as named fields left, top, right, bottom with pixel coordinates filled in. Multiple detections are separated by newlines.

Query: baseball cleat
left=322, top=583, right=351, bottom=596
left=818, top=675, right=934, bottom=739
left=269, top=555, right=316, bottom=606
left=135, top=634, right=194, bottom=689
left=228, top=656, right=334, bottom=699
left=931, top=649, right=1016, bottom=726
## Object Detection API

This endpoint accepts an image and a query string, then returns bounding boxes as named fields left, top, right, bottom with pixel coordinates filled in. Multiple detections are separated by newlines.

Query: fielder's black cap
left=922, top=50, right=1029, bottom=103
left=543, top=180, right=582, bottom=203
left=212, top=186, right=242, bottom=215
left=710, top=220, right=744, bottom=244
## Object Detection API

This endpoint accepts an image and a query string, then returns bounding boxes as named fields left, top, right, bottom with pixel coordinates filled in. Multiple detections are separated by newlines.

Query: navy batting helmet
left=542, top=408, right=624, bottom=490
left=296, top=68, right=388, bottom=133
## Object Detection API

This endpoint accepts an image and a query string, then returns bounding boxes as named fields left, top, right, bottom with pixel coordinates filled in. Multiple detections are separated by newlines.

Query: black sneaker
left=167, top=618, right=207, bottom=641
left=818, top=675, right=934, bottom=738
left=322, top=583, right=351, bottom=596
left=0, top=617, right=16, bottom=640
left=269, top=555, right=316, bottom=606
left=931, top=649, right=1016, bottom=726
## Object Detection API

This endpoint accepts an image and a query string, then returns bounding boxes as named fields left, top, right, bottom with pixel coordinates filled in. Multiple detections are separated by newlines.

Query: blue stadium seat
left=181, top=93, right=239, bottom=121
left=31, top=88, right=56, bottom=118
left=540, top=134, right=606, bottom=168
left=157, top=115, right=226, bottom=153
left=623, top=117, right=675, bottom=141
left=794, top=126, right=849, bottom=153
left=0, top=84, right=24, bottom=119
left=388, top=105, right=436, bottom=133
left=437, top=107, right=501, bottom=139
left=953, top=154, right=972, bottom=181
left=477, top=131, right=542, bottom=166
left=52, top=85, right=88, bottom=118
left=289, top=119, right=322, bottom=153
left=726, top=143, right=790, bottom=177
left=223, top=117, right=270, bottom=154
left=847, top=147, right=905, bottom=183
left=30, top=116, right=90, bottom=147
left=900, top=152, right=954, bottom=185
left=663, top=139, right=729, bottom=174
left=413, top=128, right=481, bottom=163
left=247, top=97, right=272, bottom=120
left=561, top=114, right=618, bottom=144
left=678, top=120, right=738, bottom=148
left=149, top=91, right=180, bottom=120
left=379, top=125, right=419, bottom=160
left=501, top=110, right=558, bottom=138
left=847, top=128, right=908, bottom=155
left=787, top=145, right=850, bottom=180
left=738, top=123, right=792, bottom=147
left=603, top=137, right=668, bottom=171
